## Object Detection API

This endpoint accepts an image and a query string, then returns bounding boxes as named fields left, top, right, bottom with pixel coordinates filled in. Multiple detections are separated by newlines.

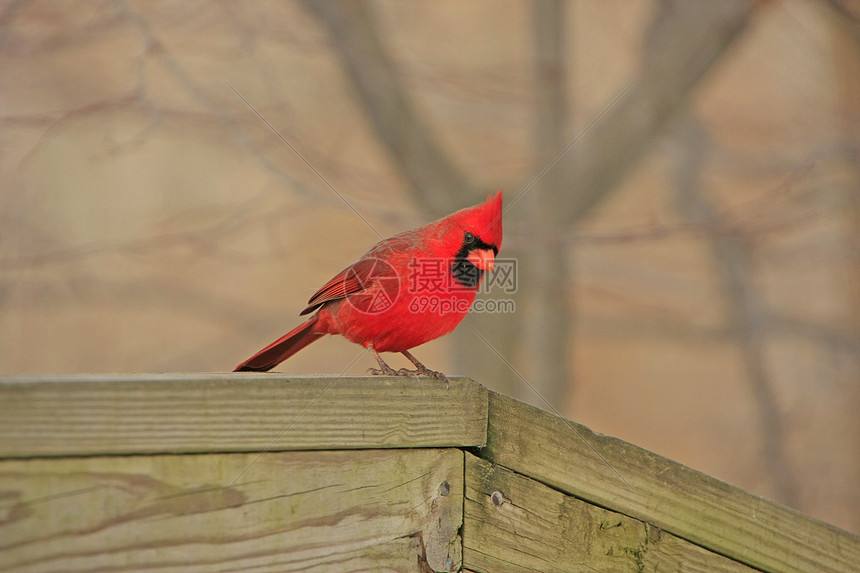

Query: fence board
left=481, top=392, right=860, bottom=573
left=463, top=452, right=753, bottom=572
left=0, top=448, right=463, bottom=572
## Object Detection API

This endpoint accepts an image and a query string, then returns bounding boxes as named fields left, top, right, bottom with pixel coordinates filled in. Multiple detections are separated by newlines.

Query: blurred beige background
left=2, top=0, right=859, bottom=534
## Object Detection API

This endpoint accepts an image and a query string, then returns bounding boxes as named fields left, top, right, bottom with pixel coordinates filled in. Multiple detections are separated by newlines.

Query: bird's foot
left=367, top=364, right=408, bottom=377
left=409, top=365, right=449, bottom=389
left=399, top=349, right=450, bottom=389
left=368, top=347, right=450, bottom=389
left=367, top=365, right=449, bottom=389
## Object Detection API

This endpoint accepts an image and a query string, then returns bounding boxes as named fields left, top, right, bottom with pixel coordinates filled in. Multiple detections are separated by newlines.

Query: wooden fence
left=1, top=374, right=858, bottom=572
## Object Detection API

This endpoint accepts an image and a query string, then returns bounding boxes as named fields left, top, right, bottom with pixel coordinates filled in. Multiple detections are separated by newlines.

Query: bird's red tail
left=234, top=317, right=324, bottom=372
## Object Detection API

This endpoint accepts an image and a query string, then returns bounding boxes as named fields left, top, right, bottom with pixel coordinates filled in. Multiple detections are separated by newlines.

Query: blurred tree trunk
left=832, top=3, right=860, bottom=526
left=672, top=117, right=799, bottom=507
left=519, top=0, right=571, bottom=409
left=302, top=0, right=477, bottom=216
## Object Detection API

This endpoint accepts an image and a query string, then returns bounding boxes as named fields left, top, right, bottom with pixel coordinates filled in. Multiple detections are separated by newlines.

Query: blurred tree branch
left=824, top=0, right=860, bottom=46
left=564, top=0, right=753, bottom=223
left=305, top=0, right=755, bottom=225
left=673, top=116, right=799, bottom=506
left=579, top=313, right=860, bottom=351
left=302, top=0, right=479, bottom=216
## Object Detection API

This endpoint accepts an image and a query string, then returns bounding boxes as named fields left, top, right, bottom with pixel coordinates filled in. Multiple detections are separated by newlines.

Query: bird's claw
left=367, top=365, right=450, bottom=389
left=367, top=365, right=401, bottom=377
left=367, top=366, right=416, bottom=377
left=411, top=366, right=449, bottom=389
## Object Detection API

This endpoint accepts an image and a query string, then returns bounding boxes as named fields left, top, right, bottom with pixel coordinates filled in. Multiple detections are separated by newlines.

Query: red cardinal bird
left=234, top=192, right=503, bottom=383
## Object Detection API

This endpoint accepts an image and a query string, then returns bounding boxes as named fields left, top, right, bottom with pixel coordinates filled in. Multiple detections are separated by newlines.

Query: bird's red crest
left=451, top=191, right=503, bottom=251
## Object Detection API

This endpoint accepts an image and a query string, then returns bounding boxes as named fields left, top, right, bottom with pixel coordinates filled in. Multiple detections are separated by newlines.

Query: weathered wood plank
left=481, top=392, right=860, bottom=573
left=0, top=374, right=488, bottom=457
left=463, top=453, right=754, bottom=573
left=0, top=448, right=463, bottom=572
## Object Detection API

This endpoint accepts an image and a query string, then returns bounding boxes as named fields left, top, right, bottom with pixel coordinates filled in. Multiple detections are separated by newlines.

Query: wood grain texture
left=0, top=374, right=488, bottom=457
left=482, top=392, right=860, bottom=573
left=462, top=453, right=753, bottom=573
left=0, top=448, right=463, bottom=572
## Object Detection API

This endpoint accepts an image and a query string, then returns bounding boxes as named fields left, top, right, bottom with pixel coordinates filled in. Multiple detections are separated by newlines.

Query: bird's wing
left=300, top=258, right=372, bottom=315
left=299, top=236, right=416, bottom=316
left=299, top=252, right=402, bottom=314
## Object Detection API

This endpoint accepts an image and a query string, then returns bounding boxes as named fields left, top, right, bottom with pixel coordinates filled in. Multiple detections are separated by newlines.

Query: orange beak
left=467, top=248, right=495, bottom=272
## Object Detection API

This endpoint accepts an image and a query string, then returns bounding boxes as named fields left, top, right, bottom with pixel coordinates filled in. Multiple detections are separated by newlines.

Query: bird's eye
left=464, top=232, right=475, bottom=244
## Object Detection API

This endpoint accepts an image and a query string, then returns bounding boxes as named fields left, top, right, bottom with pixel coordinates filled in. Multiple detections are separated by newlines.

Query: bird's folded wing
left=300, top=257, right=379, bottom=315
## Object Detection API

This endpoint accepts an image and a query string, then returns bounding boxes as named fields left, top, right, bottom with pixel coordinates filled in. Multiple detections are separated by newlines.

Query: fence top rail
left=0, top=374, right=489, bottom=457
